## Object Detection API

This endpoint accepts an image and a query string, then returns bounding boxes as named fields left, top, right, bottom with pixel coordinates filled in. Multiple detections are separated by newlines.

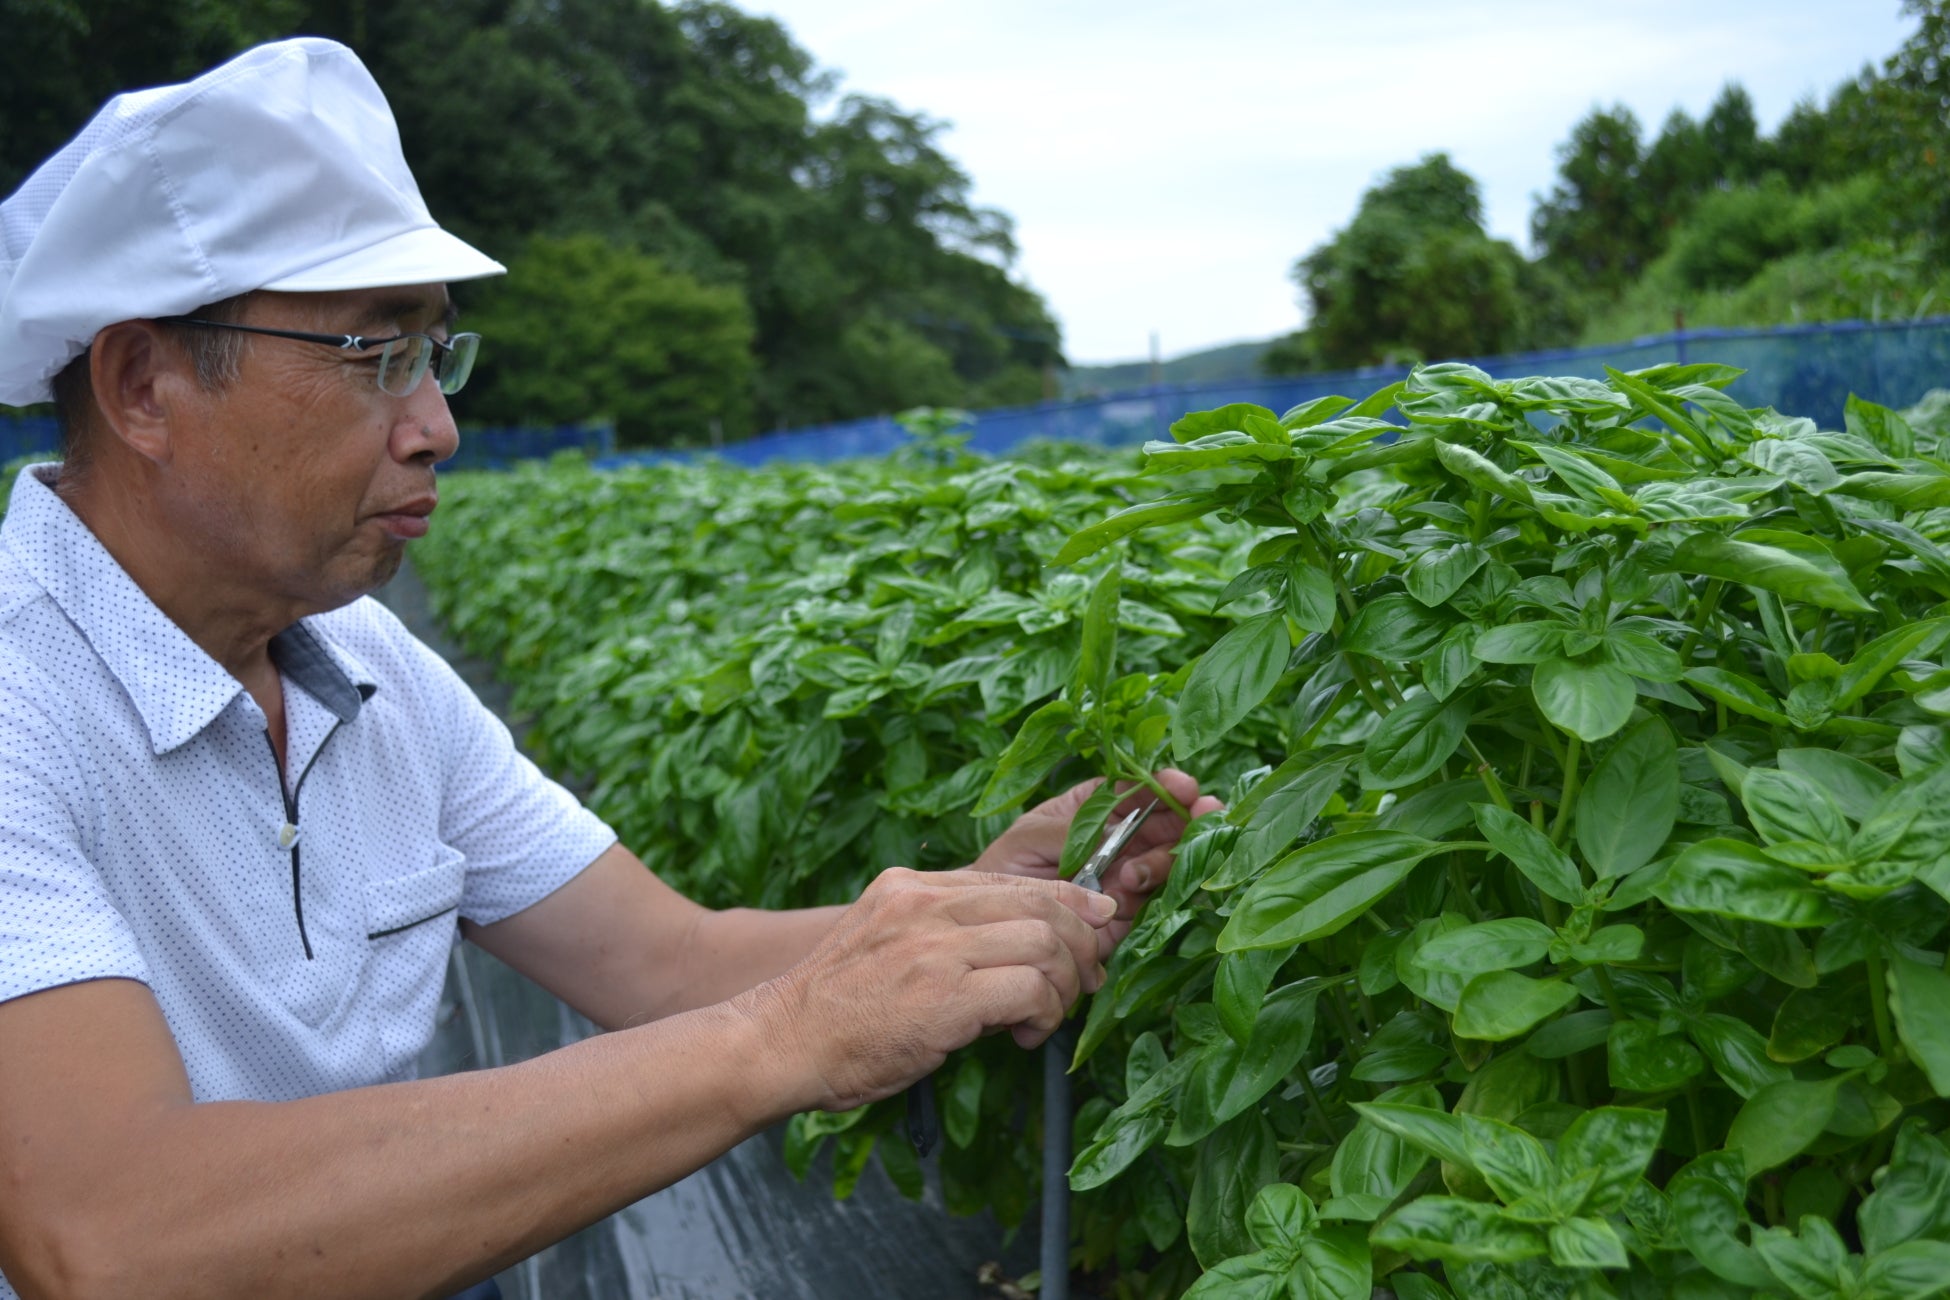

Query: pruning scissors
left=905, top=796, right=1161, bottom=1156
left=1071, top=797, right=1160, bottom=895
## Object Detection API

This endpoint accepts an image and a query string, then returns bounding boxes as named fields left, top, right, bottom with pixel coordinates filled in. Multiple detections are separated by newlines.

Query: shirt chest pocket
left=362, top=846, right=467, bottom=1075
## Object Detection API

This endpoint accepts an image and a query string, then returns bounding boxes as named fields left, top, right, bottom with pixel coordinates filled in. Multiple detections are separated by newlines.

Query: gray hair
left=51, top=292, right=256, bottom=474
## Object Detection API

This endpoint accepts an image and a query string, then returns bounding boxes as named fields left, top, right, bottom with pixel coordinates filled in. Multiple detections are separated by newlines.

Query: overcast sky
left=751, top=0, right=1916, bottom=364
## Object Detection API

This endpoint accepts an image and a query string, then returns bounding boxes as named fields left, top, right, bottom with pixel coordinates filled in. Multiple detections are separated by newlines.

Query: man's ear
left=87, top=321, right=194, bottom=466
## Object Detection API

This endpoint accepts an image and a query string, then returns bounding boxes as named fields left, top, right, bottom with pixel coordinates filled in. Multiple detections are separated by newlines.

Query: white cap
left=0, top=37, right=505, bottom=407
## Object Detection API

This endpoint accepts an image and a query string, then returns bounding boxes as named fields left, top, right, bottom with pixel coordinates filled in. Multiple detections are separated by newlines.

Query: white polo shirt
left=0, top=463, right=617, bottom=1101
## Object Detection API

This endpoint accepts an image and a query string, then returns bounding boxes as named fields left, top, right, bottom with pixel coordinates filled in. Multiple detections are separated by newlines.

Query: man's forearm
left=4, top=986, right=802, bottom=1300
left=661, top=903, right=846, bottom=1022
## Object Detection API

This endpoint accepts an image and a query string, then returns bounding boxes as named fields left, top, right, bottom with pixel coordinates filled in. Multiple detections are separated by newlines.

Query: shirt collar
left=2, top=464, right=377, bottom=753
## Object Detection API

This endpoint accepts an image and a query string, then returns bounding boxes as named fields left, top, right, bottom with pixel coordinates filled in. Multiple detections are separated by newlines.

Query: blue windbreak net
left=0, top=416, right=613, bottom=471
left=597, top=316, right=1950, bottom=470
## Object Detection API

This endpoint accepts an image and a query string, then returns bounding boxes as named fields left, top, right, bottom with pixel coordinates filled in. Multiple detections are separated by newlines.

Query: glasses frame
left=157, top=316, right=481, bottom=397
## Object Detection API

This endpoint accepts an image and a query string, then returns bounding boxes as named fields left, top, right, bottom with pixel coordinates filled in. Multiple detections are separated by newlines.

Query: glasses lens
left=437, top=334, right=480, bottom=395
left=375, top=335, right=433, bottom=397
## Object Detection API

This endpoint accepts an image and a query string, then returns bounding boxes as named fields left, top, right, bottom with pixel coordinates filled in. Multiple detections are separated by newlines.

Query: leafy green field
left=419, top=368, right=1950, bottom=1298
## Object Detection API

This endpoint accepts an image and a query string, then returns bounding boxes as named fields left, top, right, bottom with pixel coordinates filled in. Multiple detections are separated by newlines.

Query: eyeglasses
left=158, top=317, right=481, bottom=397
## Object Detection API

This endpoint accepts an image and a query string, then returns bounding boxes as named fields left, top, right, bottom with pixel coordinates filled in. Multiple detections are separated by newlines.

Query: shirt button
left=277, top=822, right=300, bottom=850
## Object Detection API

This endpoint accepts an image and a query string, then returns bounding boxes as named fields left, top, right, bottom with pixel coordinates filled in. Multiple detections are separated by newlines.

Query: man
left=0, top=38, right=1218, bottom=1300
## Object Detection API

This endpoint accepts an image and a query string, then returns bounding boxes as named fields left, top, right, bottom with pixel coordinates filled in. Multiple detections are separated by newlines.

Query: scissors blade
left=1074, top=797, right=1159, bottom=893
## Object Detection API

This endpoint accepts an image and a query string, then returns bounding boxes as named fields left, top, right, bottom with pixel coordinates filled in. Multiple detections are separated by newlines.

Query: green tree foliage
left=0, top=0, right=1061, bottom=441
left=454, top=235, right=755, bottom=447
left=1276, top=155, right=1575, bottom=372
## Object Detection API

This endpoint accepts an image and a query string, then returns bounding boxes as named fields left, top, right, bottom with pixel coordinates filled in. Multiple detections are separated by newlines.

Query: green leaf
left=1343, top=593, right=1453, bottom=660
left=1168, top=980, right=1320, bottom=1145
left=1218, top=832, right=1445, bottom=952
left=1740, top=766, right=1850, bottom=849
left=1414, top=918, right=1556, bottom=976
left=943, top=1054, right=986, bottom=1150
left=1607, top=365, right=1716, bottom=454
left=1753, top=1217, right=1853, bottom=1298
left=1452, top=971, right=1581, bottom=1041
left=1407, top=542, right=1491, bottom=607
left=1670, top=1152, right=1775, bottom=1287
left=1684, top=666, right=1792, bottom=726
left=1057, top=779, right=1125, bottom=882
left=1548, top=1217, right=1628, bottom=1270
left=1690, top=1012, right=1793, bottom=1098
left=1187, top=1110, right=1280, bottom=1268
left=1845, top=393, right=1916, bottom=458
left=1777, top=748, right=1894, bottom=824
left=1727, top=1077, right=1844, bottom=1174
left=1291, top=1223, right=1374, bottom=1300
left=1352, top=1102, right=1476, bottom=1170
left=1667, top=532, right=1875, bottom=614
left=974, top=698, right=1076, bottom=815
left=1286, top=560, right=1337, bottom=634
left=1372, top=1197, right=1548, bottom=1265
left=1532, top=657, right=1636, bottom=742
left=1244, top=1181, right=1315, bottom=1252
left=1054, top=492, right=1222, bottom=565
left=1174, top=612, right=1290, bottom=760
left=1142, top=431, right=1297, bottom=473
left=1435, top=442, right=1536, bottom=504
left=1887, top=951, right=1950, bottom=1098
left=1556, top=1107, right=1665, bottom=1213
left=1177, top=1252, right=1286, bottom=1300
left=1859, top=1122, right=1950, bottom=1254
left=1361, top=692, right=1474, bottom=790
left=1608, top=1020, right=1705, bottom=1091
left=1076, top=564, right=1121, bottom=701
left=1474, top=804, right=1584, bottom=904
left=1577, top=717, right=1680, bottom=879
left=1657, top=838, right=1843, bottom=928
left=1862, top=1239, right=1950, bottom=1298
left=1169, top=402, right=1280, bottom=442
left=1331, top=1083, right=1441, bottom=1216
left=1834, top=619, right=1950, bottom=709
left=1472, top=620, right=1570, bottom=665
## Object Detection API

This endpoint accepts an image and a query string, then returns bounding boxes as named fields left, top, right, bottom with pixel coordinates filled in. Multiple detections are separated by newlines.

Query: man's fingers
left=958, top=917, right=1097, bottom=1002
left=932, top=868, right=1117, bottom=926
left=940, top=887, right=1107, bottom=986
left=963, top=966, right=1067, bottom=1049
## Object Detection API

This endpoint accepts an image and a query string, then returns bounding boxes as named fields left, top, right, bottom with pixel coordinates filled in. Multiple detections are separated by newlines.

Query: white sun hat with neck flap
left=0, top=36, right=504, bottom=407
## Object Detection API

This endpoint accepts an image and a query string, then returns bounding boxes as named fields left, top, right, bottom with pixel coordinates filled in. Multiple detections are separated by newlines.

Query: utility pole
left=1148, top=330, right=1162, bottom=388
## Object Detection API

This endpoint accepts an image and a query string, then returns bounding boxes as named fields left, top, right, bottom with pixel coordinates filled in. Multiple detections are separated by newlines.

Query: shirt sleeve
left=397, top=631, right=619, bottom=926
left=0, top=683, right=150, bottom=1005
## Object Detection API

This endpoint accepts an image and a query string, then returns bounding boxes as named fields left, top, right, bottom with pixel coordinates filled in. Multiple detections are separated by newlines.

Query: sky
left=750, top=0, right=1917, bottom=364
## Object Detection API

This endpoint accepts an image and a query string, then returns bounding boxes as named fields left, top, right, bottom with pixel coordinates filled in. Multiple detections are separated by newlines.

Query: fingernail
left=1130, top=865, right=1152, bottom=892
left=1089, top=892, right=1117, bottom=917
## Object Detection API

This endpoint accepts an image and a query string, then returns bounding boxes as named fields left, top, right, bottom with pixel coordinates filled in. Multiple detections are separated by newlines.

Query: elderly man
left=0, top=37, right=1216, bottom=1300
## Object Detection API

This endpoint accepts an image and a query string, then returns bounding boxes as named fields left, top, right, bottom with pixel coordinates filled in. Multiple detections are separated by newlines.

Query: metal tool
left=905, top=796, right=1161, bottom=1157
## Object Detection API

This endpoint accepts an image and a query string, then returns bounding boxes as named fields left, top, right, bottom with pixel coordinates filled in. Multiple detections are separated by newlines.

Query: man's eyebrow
left=351, top=293, right=455, bottom=334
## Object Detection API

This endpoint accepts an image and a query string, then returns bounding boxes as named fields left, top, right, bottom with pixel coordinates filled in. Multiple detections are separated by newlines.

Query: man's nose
left=395, top=376, right=461, bottom=465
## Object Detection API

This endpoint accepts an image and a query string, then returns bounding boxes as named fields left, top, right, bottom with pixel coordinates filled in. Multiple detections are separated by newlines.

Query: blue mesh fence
left=0, top=417, right=613, bottom=470
left=596, top=316, right=1950, bottom=470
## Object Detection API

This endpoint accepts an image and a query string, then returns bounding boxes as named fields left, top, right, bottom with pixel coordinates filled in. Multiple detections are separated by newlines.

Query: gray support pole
left=1041, top=1031, right=1072, bottom=1300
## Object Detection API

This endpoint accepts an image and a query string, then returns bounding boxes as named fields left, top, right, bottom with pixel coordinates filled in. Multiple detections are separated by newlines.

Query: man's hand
left=753, top=868, right=1118, bottom=1112
left=969, top=770, right=1223, bottom=957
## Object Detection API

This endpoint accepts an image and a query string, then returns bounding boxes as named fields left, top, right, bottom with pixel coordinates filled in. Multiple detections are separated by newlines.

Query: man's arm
left=469, top=770, right=1223, bottom=1030
left=0, top=870, right=1113, bottom=1300
left=462, top=840, right=847, bottom=1030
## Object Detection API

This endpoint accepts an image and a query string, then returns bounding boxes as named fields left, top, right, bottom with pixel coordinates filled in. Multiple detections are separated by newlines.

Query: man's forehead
left=256, top=284, right=455, bottom=332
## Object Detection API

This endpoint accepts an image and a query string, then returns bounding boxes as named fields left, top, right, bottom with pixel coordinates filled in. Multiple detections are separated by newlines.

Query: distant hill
left=1060, top=338, right=1273, bottom=398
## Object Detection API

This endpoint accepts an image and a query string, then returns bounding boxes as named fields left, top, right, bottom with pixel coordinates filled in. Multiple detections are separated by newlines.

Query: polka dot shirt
left=0, top=464, right=616, bottom=1199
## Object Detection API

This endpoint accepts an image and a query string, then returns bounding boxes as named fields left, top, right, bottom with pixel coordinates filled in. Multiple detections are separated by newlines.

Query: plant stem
left=1448, top=855, right=1484, bottom=921
left=1678, top=579, right=1727, bottom=665
left=1867, top=946, right=1896, bottom=1060
left=1463, top=735, right=1513, bottom=811
left=1550, top=733, right=1583, bottom=847
left=1593, top=965, right=1628, bottom=1023
left=1105, top=741, right=1193, bottom=820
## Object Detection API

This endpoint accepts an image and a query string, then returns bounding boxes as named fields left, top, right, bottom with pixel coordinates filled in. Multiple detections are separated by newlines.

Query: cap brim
left=259, top=225, right=504, bottom=293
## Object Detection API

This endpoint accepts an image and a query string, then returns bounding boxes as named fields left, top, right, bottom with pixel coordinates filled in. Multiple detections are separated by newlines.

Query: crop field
left=417, top=364, right=1950, bottom=1299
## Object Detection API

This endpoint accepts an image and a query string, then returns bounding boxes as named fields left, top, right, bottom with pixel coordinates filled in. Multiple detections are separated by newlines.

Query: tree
left=452, top=235, right=755, bottom=448
left=1530, top=105, right=1652, bottom=296
left=1292, top=154, right=1567, bottom=369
